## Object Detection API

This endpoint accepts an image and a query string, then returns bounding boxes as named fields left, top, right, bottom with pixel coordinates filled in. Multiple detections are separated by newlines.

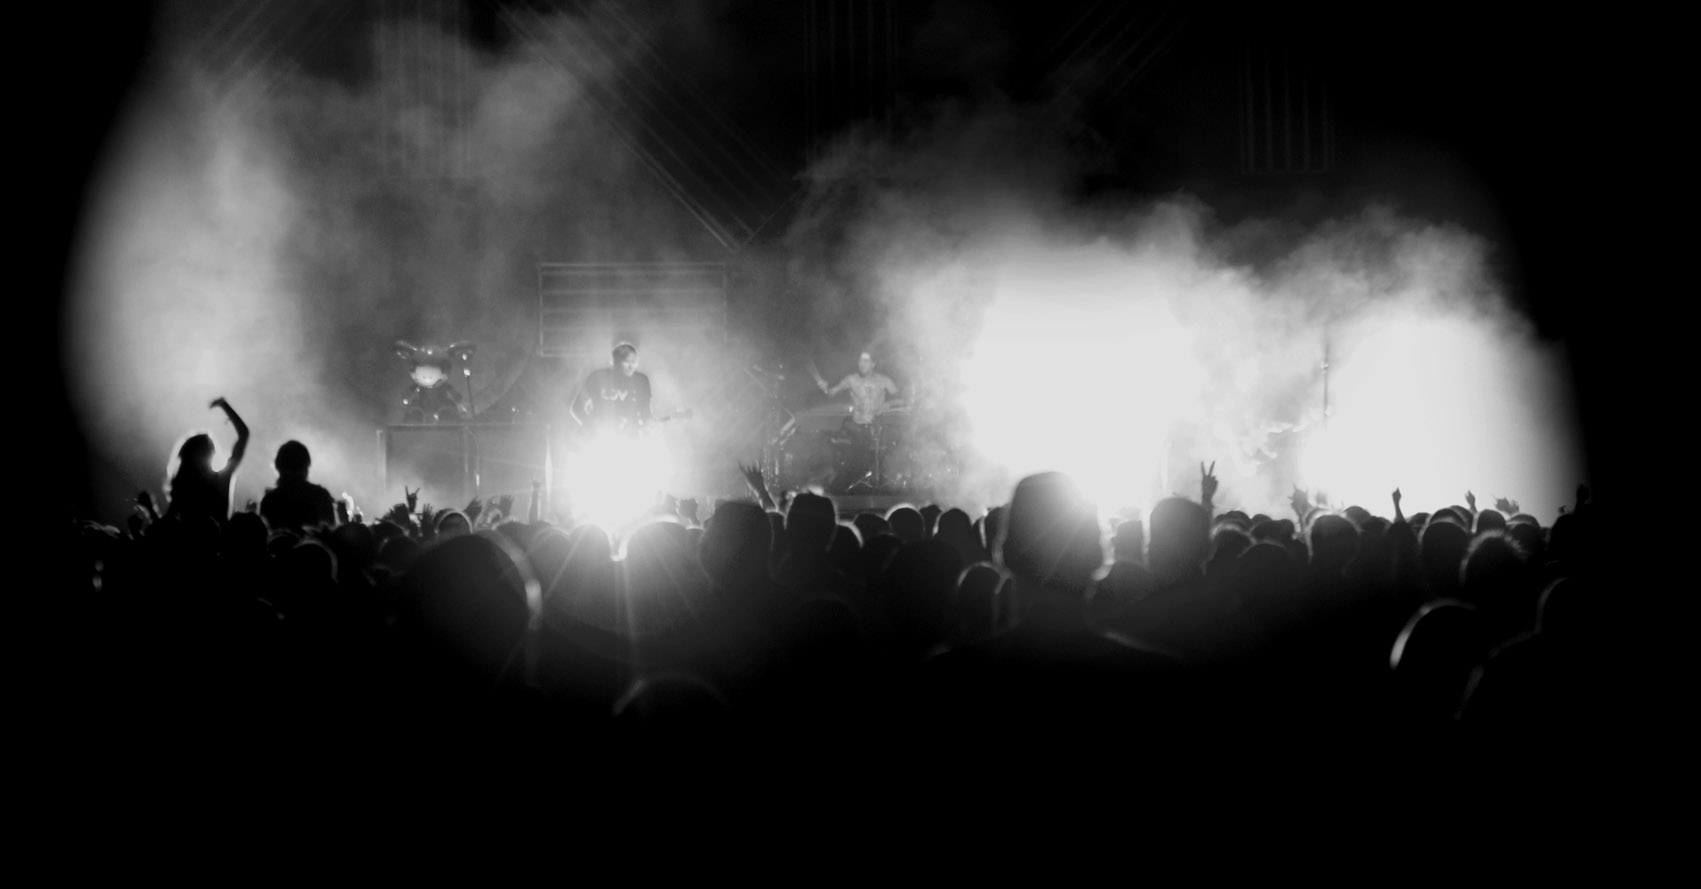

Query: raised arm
left=1289, top=484, right=1312, bottom=522
left=135, top=489, right=161, bottom=524
left=211, top=397, right=249, bottom=468
left=739, top=460, right=776, bottom=511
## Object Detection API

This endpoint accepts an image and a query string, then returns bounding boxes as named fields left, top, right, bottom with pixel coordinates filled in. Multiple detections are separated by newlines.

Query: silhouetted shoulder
left=1097, top=627, right=1186, bottom=667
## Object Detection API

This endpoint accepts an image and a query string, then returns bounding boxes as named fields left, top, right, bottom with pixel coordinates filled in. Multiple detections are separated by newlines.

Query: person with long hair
left=164, top=397, right=250, bottom=525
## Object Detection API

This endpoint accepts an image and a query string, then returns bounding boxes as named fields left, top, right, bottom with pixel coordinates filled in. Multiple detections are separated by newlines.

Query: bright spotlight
left=1296, top=311, right=1582, bottom=519
left=562, top=428, right=672, bottom=532
left=960, top=247, right=1204, bottom=514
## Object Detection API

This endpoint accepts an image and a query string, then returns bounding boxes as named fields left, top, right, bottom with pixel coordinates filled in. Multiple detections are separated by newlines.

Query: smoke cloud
left=67, top=5, right=1587, bottom=526
left=68, top=2, right=728, bottom=523
left=785, top=100, right=1585, bottom=521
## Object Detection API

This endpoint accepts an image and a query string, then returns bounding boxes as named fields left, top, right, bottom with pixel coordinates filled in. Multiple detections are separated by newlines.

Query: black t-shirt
left=577, top=368, right=652, bottom=430
left=261, top=478, right=338, bottom=532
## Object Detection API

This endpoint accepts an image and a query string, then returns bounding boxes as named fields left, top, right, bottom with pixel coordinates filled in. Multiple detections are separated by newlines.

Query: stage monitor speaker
left=380, top=424, right=551, bottom=511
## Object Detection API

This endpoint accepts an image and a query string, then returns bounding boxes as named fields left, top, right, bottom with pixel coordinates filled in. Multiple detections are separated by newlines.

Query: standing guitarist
left=569, top=342, right=657, bottom=432
left=562, top=342, right=690, bottom=524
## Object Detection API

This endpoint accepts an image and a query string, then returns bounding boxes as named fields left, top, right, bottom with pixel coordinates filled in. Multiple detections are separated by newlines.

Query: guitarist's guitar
left=577, top=407, right=694, bottom=440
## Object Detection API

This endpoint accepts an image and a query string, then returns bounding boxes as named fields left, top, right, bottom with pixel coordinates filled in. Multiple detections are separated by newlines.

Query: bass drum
left=776, top=430, right=839, bottom=492
left=884, top=433, right=958, bottom=495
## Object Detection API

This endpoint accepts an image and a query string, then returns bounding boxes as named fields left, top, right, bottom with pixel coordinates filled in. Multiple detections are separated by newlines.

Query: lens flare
left=562, top=428, right=672, bottom=531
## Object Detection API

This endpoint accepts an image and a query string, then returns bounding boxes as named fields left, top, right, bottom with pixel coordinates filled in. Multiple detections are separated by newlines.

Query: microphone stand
left=1321, top=333, right=1331, bottom=434
left=462, top=359, right=480, bottom=502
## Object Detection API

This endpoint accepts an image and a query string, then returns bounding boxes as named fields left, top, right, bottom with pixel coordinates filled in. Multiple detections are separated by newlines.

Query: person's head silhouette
left=612, top=343, right=639, bottom=377
left=274, top=440, right=313, bottom=481
left=998, top=471, right=1101, bottom=596
left=1147, top=497, right=1210, bottom=587
left=174, top=432, right=215, bottom=475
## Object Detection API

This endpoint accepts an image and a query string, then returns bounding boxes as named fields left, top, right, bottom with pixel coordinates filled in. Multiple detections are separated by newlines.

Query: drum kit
left=746, top=363, right=951, bottom=495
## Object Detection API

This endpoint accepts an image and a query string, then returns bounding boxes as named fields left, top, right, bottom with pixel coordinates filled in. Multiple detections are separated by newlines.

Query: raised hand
left=1465, top=490, right=1477, bottom=511
left=464, top=497, right=484, bottom=523
left=495, top=494, right=515, bottom=520
left=134, top=490, right=157, bottom=520
left=404, top=485, right=420, bottom=513
left=737, top=460, right=774, bottom=509
left=1391, top=488, right=1402, bottom=507
left=209, top=396, right=229, bottom=410
left=1200, top=461, right=1218, bottom=507
left=1493, top=495, right=1518, bottom=514
left=1289, top=484, right=1311, bottom=517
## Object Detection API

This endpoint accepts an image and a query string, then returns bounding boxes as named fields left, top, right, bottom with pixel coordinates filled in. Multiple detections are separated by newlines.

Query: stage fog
left=65, top=2, right=1587, bottom=526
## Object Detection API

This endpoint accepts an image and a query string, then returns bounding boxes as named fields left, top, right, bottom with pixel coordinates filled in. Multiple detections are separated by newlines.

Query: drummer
left=811, top=350, right=903, bottom=454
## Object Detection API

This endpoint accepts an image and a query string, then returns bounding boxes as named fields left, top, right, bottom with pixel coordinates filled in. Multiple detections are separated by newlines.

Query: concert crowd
left=61, top=399, right=1613, bottom=801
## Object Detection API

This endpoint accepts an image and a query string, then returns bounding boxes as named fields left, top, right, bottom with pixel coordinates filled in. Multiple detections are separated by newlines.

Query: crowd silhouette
left=65, top=398, right=1611, bottom=797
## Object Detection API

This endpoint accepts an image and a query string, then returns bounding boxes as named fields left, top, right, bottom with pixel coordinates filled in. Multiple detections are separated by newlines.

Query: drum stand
left=759, top=401, right=794, bottom=492
left=844, top=423, right=889, bottom=494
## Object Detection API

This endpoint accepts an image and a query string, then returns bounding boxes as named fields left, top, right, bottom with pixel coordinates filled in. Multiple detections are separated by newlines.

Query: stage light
left=960, top=252, right=1203, bottom=515
left=562, top=428, right=672, bottom=532
left=1294, top=311, right=1581, bottom=519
